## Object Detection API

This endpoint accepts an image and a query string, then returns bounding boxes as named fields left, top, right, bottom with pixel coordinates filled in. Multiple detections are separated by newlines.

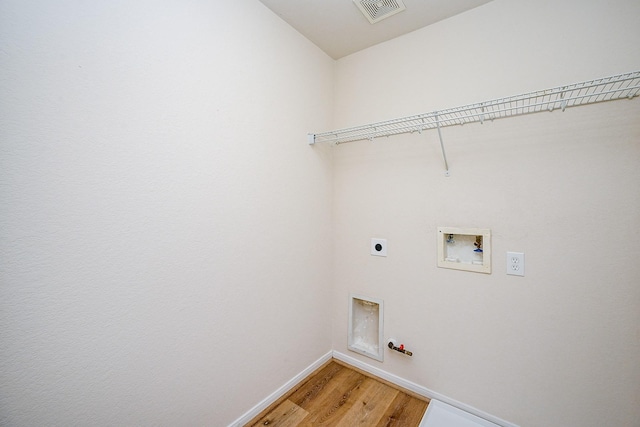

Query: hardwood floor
left=245, top=360, right=429, bottom=427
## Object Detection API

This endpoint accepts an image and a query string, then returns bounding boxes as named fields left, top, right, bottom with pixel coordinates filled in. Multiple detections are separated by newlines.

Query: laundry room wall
left=0, top=1, right=334, bottom=425
left=331, top=1, right=640, bottom=426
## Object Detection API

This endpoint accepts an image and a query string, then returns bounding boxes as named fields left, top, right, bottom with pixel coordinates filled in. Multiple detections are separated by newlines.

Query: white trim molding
left=228, top=350, right=519, bottom=427
left=227, top=351, right=333, bottom=427
left=332, top=351, right=520, bottom=427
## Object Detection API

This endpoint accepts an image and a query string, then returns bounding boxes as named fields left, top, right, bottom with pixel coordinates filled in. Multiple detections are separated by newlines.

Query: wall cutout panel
left=348, top=294, right=384, bottom=362
left=437, top=227, right=491, bottom=274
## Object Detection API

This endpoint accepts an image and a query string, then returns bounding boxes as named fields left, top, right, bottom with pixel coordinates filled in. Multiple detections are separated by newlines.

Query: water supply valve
left=387, top=338, right=413, bottom=356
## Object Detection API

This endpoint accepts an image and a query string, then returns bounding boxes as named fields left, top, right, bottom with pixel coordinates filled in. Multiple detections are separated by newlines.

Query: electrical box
left=437, top=227, right=491, bottom=274
left=348, top=294, right=384, bottom=362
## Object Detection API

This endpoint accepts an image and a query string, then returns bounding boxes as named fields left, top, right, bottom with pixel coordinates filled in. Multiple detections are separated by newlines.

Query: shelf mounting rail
left=307, top=71, right=640, bottom=175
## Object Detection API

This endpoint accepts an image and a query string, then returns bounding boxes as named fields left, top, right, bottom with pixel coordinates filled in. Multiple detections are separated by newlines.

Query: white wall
left=2, top=0, right=639, bottom=426
left=331, top=0, right=640, bottom=426
left=0, top=1, right=334, bottom=425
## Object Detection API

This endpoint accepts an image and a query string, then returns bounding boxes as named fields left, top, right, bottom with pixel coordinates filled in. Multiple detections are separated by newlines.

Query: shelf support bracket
left=435, top=113, right=450, bottom=177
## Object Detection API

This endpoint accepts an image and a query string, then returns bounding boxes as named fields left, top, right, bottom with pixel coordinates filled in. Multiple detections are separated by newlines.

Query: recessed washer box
left=437, top=227, right=491, bottom=274
left=348, top=294, right=384, bottom=362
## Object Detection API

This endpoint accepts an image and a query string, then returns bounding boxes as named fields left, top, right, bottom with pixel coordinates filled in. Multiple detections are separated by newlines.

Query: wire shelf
left=309, top=71, right=640, bottom=146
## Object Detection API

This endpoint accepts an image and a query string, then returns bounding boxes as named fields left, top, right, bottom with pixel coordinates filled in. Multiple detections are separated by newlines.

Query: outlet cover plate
left=507, top=251, right=525, bottom=276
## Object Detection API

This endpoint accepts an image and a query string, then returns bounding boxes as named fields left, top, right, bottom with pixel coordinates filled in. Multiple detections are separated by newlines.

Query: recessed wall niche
left=437, top=227, right=491, bottom=274
left=348, top=294, right=384, bottom=362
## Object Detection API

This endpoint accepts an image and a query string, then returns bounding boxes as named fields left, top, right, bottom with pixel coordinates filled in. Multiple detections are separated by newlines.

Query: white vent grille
left=353, top=0, right=406, bottom=24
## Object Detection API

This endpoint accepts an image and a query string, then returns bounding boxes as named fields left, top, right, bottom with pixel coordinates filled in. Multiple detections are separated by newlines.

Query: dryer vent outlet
left=353, top=0, right=406, bottom=24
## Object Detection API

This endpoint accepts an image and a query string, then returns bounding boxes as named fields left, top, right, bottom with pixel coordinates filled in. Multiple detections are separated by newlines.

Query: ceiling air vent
left=353, top=0, right=406, bottom=24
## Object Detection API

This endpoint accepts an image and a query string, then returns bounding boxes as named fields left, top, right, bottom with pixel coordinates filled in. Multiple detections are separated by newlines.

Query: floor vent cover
left=353, top=0, right=406, bottom=24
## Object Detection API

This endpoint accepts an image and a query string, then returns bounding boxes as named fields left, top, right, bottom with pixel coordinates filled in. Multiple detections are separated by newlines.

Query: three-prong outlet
left=507, top=252, right=525, bottom=276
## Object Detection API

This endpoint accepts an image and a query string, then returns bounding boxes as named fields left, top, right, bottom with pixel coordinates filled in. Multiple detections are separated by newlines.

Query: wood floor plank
left=288, top=362, right=345, bottom=408
left=302, top=368, right=368, bottom=425
left=332, top=359, right=429, bottom=402
left=374, top=392, right=430, bottom=427
left=243, top=360, right=428, bottom=427
left=248, top=399, right=309, bottom=427
left=333, top=377, right=399, bottom=426
left=246, top=359, right=336, bottom=425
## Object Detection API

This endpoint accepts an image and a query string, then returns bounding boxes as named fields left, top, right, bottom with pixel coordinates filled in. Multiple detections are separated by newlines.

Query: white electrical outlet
left=371, top=238, right=387, bottom=257
left=507, top=252, right=525, bottom=276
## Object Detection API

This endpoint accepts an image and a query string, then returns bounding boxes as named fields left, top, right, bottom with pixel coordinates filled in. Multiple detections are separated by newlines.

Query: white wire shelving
left=308, top=70, right=640, bottom=175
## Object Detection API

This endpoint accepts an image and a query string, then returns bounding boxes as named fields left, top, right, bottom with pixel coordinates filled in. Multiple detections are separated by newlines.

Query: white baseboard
left=332, top=351, right=520, bottom=427
left=227, top=350, right=518, bottom=427
left=227, top=351, right=333, bottom=427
